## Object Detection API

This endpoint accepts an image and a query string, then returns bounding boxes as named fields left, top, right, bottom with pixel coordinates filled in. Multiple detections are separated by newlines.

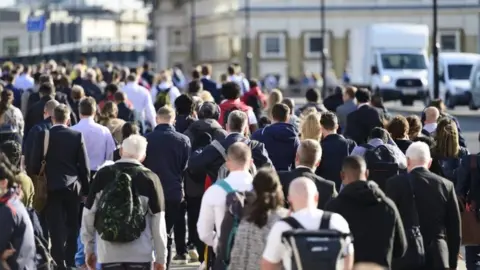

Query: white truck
left=349, top=23, right=430, bottom=105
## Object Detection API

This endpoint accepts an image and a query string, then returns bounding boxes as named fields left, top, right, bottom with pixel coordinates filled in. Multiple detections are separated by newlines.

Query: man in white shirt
left=122, top=74, right=157, bottom=129
left=14, top=66, right=34, bottom=90
left=422, top=106, right=439, bottom=136
left=197, top=142, right=253, bottom=251
left=261, top=177, right=354, bottom=270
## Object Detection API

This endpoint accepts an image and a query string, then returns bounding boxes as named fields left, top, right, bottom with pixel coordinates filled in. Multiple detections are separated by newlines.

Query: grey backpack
left=211, top=140, right=257, bottom=181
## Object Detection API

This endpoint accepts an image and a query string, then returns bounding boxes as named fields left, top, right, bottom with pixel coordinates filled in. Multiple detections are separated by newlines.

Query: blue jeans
left=466, top=246, right=480, bottom=270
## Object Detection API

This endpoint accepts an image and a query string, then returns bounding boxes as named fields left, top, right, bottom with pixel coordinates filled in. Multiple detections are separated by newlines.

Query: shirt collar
left=226, top=170, right=253, bottom=183
left=115, top=158, right=143, bottom=166
left=51, top=124, right=68, bottom=128
left=79, top=117, right=95, bottom=124
left=154, top=123, right=175, bottom=131
left=202, top=76, right=211, bottom=80
left=357, top=102, right=368, bottom=108
left=423, top=123, right=437, bottom=133
left=295, top=165, right=313, bottom=171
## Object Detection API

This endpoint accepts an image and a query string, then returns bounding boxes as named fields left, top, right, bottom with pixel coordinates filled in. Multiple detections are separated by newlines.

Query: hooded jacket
left=184, top=119, right=227, bottom=197
left=251, top=122, right=299, bottom=171
left=326, top=181, right=407, bottom=268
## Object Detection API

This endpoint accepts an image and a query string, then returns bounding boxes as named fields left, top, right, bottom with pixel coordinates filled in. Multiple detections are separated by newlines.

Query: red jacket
left=241, top=86, right=267, bottom=107
left=219, top=99, right=251, bottom=126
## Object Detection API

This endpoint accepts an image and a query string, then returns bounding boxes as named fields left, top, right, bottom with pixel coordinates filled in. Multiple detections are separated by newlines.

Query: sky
left=0, top=0, right=144, bottom=10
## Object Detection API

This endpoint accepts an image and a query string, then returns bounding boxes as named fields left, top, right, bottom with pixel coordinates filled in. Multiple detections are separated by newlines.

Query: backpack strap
left=216, top=179, right=234, bottom=193
left=282, top=217, right=304, bottom=230
left=211, top=140, right=227, bottom=161
left=320, top=211, right=332, bottom=230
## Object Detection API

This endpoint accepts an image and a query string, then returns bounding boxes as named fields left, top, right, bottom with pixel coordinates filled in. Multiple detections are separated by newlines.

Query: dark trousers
left=466, top=246, right=480, bottom=270
left=173, top=200, right=187, bottom=255
left=187, top=196, right=204, bottom=262
left=165, top=200, right=186, bottom=269
left=102, top=262, right=151, bottom=270
left=45, top=185, right=80, bottom=269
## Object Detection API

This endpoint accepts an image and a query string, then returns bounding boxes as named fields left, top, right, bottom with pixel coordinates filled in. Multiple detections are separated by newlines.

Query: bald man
left=325, top=156, right=407, bottom=269
left=262, top=177, right=354, bottom=270
left=422, top=106, right=440, bottom=136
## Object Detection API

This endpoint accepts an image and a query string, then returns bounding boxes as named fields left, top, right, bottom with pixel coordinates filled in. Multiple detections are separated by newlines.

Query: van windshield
left=447, top=64, right=473, bottom=80
left=380, top=53, right=427, bottom=70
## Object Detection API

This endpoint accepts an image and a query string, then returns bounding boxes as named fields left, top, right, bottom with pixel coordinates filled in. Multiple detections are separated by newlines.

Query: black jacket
left=188, top=133, right=273, bottom=181
left=385, top=168, right=461, bottom=269
left=393, top=139, right=413, bottom=154
left=117, top=102, right=135, bottom=123
left=201, top=77, right=222, bottom=104
left=345, top=104, right=383, bottom=145
left=81, top=80, right=103, bottom=102
left=144, top=124, right=191, bottom=202
left=23, top=117, right=52, bottom=170
left=326, top=180, right=407, bottom=268
left=183, top=119, right=227, bottom=198
left=175, top=114, right=196, bottom=134
left=30, top=125, right=90, bottom=195
left=25, top=94, right=75, bottom=135
left=316, top=134, right=356, bottom=189
left=278, top=167, right=337, bottom=209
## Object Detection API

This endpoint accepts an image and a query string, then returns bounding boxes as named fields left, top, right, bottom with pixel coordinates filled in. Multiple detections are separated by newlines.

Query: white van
left=467, top=59, right=480, bottom=110
left=427, top=52, right=480, bottom=109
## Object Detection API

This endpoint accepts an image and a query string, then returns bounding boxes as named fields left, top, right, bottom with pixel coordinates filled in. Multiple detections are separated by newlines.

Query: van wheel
left=445, top=93, right=455, bottom=109
left=423, top=93, right=431, bottom=107
left=401, top=97, right=414, bottom=106
left=469, top=96, right=478, bottom=111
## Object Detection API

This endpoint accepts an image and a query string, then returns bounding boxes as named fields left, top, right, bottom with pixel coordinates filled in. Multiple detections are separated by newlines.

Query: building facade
left=0, top=7, right=148, bottom=58
left=153, top=0, right=480, bottom=85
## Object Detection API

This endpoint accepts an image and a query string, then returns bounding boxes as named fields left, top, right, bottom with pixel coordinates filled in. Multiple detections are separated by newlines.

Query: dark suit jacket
left=345, top=104, right=383, bottom=145
left=23, top=117, right=52, bottom=170
left=25, top=94, right=76, bottom=135
left=278, top=167, right=337, bottom=209
left=316, top=134, right=356, bottom=189
left=117, top=102, right=135, bottom=123
left=201, top=77, right=221, bottom=104
left=30, top=125, right=90, bottom=196
left=385, top=167, right=461, bottom=269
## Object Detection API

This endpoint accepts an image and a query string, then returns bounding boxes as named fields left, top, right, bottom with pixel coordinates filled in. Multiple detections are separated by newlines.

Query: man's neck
left=80, top=115, right=94, bottom=120
left=323, top=130, right=336, bottom=137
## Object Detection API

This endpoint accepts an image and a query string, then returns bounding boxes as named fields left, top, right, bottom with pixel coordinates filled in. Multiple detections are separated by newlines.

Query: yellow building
left=153, top=0, right=480, bottom=85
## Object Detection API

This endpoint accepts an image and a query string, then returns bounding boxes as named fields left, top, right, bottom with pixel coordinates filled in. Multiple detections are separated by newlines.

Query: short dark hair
left=221, top=82, right=241, bottom=100
left=387, top=115, right=409, bottom=139
left=412, top=136, right=435, bottom=148
left=342, top=155, right=367, bottom=174
left=344, top=86, right=357, bottom=99
left=306, top=88, right=320, bottom=102
left=39, top=83, right=54, bottom=96
left=79, top=96, right=96, bottom=116
left=3, top=74, right=13, bottom=83
left=174, top=94, right=194, bottom=115
left=121, top=122, right=139, bottom=141
left=369, top=127, right=389, bottom=143
left=39, top=74, right=52, bottom=84
left=271, top=103, right=290, bottom=122
left=320, top=111, right=338, bottom=131
left=53, top=104, right=70, bottom=123
left=188, top=79, right=202, bottom=95
left=227, top=65, right=236, bottom=75
left=192, top=68, right=201, bottom=79
left=126, top=74, right=136, bottom=82
left=355, top=88, right=371, bottom=103
left=114, top=91, right=126, bottom=102
left=105, top=84, right=119, bottom=95
left=249, top=79, right=259, bottom=88
left=201, top=64, right=212, bottom=76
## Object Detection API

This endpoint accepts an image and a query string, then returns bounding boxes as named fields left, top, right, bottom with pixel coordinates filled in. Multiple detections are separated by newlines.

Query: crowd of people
left=0, top=59, right=478, bottom=270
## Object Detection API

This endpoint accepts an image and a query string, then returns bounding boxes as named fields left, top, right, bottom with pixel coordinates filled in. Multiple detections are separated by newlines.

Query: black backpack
left=281, top=212, right=351, bottom=270
left=363, top=144, right=400, bottom=191
left=94, top=166, right=148, bottom=242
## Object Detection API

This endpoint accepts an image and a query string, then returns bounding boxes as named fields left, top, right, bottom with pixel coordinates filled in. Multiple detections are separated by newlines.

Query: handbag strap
left=407, top=173, right=421, bottom=226
left=38, top=130, right=50, bottom=176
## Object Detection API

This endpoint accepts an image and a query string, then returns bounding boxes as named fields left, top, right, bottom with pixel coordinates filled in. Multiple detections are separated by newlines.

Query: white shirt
left=423, top=122, right=437, bottom=134
left=150, top=82, right=181, bottom=109
left=122, top=82, right=156, bottom=128
left=14, top=74, right=34, bottom=90
left=262, top=208, right=353, bottom=270
left=197, top=170, right=253, bottom=250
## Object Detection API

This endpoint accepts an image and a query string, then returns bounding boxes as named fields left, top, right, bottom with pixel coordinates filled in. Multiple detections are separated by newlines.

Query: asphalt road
left=171, top=98, right=476, bottom=270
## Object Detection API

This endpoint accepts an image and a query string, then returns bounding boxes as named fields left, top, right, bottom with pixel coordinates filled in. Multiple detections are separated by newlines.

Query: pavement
left=171, top=97, right=478, bottom=270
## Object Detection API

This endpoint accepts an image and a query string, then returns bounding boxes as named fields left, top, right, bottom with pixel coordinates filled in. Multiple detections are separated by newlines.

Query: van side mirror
left=371, top=66, right=379, bottom=75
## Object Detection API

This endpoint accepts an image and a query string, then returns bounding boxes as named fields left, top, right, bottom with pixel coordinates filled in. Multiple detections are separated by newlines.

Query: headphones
left=198, top=101, right=221, bottom=121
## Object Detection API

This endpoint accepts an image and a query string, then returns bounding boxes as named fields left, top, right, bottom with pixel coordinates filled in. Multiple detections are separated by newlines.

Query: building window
left=3, top=37, right=19, bottom=56
left=173, top=30, right=182, bottom=46
left=260, top=33, right=286, bottom=58
left=439, top=30, right=461, bottom=52
left=304, top=32, right=329, bottom=58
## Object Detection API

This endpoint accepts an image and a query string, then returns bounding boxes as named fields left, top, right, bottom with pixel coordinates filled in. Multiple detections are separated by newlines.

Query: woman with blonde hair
left=429, top=117, right=468, bottom=183
left=97, top=101, right=125, bottom=143
left=266, top=89, right=283, bottom=119
left=300, top=112, right=322, bottom=141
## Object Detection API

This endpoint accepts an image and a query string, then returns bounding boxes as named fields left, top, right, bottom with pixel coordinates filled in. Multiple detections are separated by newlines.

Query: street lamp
left=244, top=0, right=252, bottom=79
left=320, top=0, right=327, bottom=98
left=432, top=0, right=439, bottom=99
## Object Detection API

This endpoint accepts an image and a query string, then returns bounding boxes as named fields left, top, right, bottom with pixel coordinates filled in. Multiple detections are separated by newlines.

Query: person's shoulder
left=327, top=211, right=351, bottom=233
left=203, top=183, right=227, bottom=205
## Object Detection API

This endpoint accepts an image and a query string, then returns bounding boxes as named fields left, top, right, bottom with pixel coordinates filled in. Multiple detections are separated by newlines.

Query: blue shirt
left=71, top=117, right=116, bottom=171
